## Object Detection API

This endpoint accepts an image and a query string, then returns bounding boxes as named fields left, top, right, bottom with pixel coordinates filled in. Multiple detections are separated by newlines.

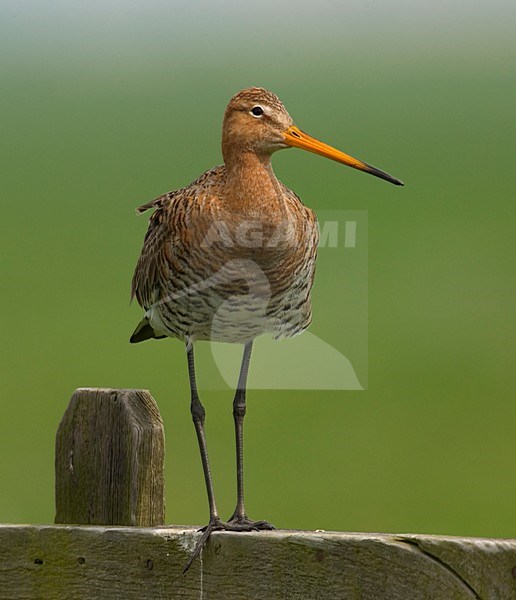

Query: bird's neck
left=224, top=151, right=285, bottom=214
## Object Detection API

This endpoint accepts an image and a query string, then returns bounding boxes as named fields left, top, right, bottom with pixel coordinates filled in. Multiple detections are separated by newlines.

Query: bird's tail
left=130, top=317, right=167, bottom=343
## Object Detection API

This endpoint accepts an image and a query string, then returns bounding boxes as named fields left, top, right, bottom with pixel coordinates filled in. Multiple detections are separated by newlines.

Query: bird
left=130, top=87, right=403, bottom=571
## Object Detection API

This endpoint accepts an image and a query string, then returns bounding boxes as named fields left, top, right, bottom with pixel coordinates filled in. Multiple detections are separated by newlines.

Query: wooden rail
left=1, top=388, right=514, bottom=599
left=1, top=525, right=516, bottom=598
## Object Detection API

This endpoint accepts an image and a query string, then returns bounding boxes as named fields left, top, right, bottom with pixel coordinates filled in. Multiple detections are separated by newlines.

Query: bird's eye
left=250, top=106, right=264, bottom=117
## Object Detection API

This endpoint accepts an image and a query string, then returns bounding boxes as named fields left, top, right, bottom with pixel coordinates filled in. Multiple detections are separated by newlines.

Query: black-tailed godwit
left=130, top=87, right=403, bottom=570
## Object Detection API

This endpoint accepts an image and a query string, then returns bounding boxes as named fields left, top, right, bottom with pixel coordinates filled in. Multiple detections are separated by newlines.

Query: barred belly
left=147, top=239, right=316, bottom=344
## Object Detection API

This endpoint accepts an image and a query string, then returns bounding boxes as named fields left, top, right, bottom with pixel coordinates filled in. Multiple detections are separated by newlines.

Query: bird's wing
left=135, top=190, right=174, bottom=215
left=131, top=166, right=226, bottom=309
left=131, top=190, right=178, bottom=308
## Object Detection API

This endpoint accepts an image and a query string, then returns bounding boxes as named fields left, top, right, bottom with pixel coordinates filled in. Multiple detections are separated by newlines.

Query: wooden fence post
left=55, top=388, right=165, bottom=527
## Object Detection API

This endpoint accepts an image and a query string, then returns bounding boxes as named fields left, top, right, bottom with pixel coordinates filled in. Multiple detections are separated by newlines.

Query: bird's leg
left=183, top=342, right=273, bottom=573
left=183, top=343, right=225, bottom=573
left=227, top=340, right=275, bottom=531
left=187, top=343, right=220, bottom=522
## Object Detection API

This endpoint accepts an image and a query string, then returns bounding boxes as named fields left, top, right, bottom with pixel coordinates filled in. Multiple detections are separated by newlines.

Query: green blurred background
left=1, top=1, right=515, bottom=538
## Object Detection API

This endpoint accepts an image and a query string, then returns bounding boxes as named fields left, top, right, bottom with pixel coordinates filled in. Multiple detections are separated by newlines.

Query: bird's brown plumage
left=131, top=88, right=318, bottom=345
left=131, top=86, right=403, bottom=346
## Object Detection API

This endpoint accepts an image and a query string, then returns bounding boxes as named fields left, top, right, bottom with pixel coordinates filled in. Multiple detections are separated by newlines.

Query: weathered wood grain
left=55, top=388, right=165, bottom=527
left=0, top=525, right=515, bottom=599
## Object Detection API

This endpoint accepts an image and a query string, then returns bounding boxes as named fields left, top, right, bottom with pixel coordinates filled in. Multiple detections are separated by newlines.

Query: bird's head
left=222, top=86, right=403, bottom=186
left=222, top=87, right=294, bottom=158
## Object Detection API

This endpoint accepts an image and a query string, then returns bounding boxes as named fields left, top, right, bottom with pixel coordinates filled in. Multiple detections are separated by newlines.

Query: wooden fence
left=1, top=388, right=515, bottom=599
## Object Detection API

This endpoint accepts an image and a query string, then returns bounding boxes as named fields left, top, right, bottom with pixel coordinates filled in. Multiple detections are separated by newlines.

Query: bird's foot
left=183, top=514, right=275, bottom=573
left=183, top=516, right=226, bottom=573
left=226, top=513, right=276, bottom=531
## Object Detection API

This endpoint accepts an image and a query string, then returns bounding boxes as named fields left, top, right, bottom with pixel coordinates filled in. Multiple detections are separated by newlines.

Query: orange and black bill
left=283, top=125, right=404, bottom=186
